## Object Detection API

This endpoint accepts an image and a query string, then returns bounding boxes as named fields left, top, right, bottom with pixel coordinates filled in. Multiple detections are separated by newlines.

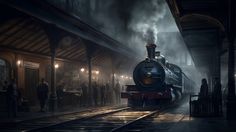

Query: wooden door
left=25, top=68, right=39, bottom=105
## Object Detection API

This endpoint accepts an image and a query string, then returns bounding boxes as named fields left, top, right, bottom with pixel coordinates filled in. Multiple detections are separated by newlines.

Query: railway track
left=1, top=101, right=182, bottom=132
left=119, top=96, right=189, bottom=131
left=31, top=108, right=160, bottom=132
left=0, top=106, right=128, bottom=132
left=38, top=99, right=184, bottom=132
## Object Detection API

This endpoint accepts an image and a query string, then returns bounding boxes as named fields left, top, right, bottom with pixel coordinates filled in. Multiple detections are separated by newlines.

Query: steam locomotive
left=121, top=44, right=195, bottom=107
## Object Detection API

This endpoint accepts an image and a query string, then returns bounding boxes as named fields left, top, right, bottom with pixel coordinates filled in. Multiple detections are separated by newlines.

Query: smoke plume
left=47, top=0, right=203, bottom=90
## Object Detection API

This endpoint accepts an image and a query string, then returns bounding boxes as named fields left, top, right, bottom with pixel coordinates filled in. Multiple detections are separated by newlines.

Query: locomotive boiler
left=133, top=44, right=179, bottom=91
left=121, top=43, right=195, bottom=107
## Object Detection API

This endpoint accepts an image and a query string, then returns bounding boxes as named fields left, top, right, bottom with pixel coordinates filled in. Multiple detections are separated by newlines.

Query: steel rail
left=25, top=107, right=130, bottom=132
left=110, top=110, right=159, bottom=132
left=13, top=106, right=117, bottom=124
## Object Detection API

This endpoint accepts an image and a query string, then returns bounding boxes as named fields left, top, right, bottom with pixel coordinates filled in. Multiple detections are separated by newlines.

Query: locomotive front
left=133, top=44, right=166, bottom=91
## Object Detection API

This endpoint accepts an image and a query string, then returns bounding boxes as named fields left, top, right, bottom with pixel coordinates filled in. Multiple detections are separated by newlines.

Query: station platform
left=0, top=105, right=120, bottom=124
left=143, top=99, right=236, bottom=132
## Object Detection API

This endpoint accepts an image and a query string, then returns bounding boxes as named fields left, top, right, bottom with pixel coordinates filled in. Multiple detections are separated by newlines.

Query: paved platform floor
left=0, top=105, right=118, bottom=123
left=144, top=100, right=236, bottom=132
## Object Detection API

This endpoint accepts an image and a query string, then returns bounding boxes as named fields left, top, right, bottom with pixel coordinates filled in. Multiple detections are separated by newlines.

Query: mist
left=47, top=0, right=203, bottom=91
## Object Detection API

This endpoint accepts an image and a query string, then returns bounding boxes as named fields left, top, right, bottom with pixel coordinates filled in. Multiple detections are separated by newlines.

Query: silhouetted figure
left=212, top=77, right=222, bottom=116
left=199, top=78, right=208, bottom=99
left=6, top=79, right=18, bottom=117
left=37, top=78, right=49, bottom=112
left=92, top=82, right=98, bottom=106
left=76, top=85, right=83, bottom=107
left=80, top=82, right=88, bottom=106
left=198, top=78, right=209, bottom=114
left=114, top=82, right=121, bottom=104
left=56, top=83, right=64, bottom=107
left=17, top=88, right=23, bottom=110
left=105, top=83, right=110, bottom=105
left=100, top=84, right=105, bottom=106
left=222, top=83, right=228, bottom=106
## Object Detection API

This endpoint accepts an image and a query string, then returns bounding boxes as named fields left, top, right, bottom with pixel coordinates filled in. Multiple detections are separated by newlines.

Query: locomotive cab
left=155, top=51, right=166, bottom=66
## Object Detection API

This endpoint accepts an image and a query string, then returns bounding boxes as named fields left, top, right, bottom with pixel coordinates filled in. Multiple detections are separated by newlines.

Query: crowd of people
left=57, top=81, right=122, bottom=107
left=1, top=78, right=123, bottom=117
left=2, top=76, right=226, bottom=118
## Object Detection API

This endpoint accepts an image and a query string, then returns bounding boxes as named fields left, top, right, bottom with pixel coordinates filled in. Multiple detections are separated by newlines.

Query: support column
left=49, top=48, right=57, bottom=112
left=226, top=0, right=236, bottom=120
left=45, top=24, right=63, bottom=112
left=111, top=58, right=115, bottom=91
left=214, top=43, right=221, bottom=80
left=111, top=57, right=115, bottom=104
left=227, top=36, right=236, bottom=120
left=85, top=44, right=95, bottom=106
left=88, top=54, right=92, bottom=105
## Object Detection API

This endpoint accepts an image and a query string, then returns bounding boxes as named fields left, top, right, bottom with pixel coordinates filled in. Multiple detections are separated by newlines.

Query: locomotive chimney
left=146, top=43, right=156, bottom=59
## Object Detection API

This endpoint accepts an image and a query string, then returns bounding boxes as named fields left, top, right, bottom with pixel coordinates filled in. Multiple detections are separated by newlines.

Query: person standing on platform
left=100, top=83, right=105, bottom=106
left=92, top=82, right=98, bottom=106
left=56, top=82, right=64, bottom=107
left=105, top=82, right=110, bottom=105
left=37, top=78, right=49, bottom=112
left=114, top=81, right=121, bottom=104
left=199, top=78, right=208, bottom=99
left=198, top=78, right=209, bottom=113
left=80, top=82, right=87, bottom=106
left=212, top=77, right=222, bottom=116
left=6, top=79, right=18, bottom=117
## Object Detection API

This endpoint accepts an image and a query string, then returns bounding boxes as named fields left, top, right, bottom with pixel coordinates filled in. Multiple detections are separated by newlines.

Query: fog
left=47, top=0, right=203, bottom=91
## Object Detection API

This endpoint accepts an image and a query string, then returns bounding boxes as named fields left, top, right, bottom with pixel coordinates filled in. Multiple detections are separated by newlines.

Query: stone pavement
left=0, top=105, right=116, bottom=124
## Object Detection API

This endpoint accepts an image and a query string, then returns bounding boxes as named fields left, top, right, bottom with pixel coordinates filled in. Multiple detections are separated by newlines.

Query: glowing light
left=121, top=75, right=124, bottom=78
left=54, top=64, right=59, bottom=69
left=129, top=77, right=132, bottom=80
left=125, top=76, right=129, bottom=79
left=80, top=68, right=85, bottom=72
left=95, top=70, right=99, bottom=75
left=17, top=60, right=21, bottom=66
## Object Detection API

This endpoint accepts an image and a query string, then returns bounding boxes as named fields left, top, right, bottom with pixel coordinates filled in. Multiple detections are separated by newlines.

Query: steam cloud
left=128, top=0, right=165, bottom=45
left=90, top=0, right=183, bottom=60
left=47, top=0, right=203, bottom=91
left=91, top=0, right=202, bottom=89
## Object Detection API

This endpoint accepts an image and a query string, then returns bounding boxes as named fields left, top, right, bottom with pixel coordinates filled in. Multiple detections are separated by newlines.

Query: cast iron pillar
left=49, top=48, right=57, bottom=112
left=111, top=56, right=115, bottom=91
left=226, top=0, right=236, bottom=120
left=85, top=44, right=95, bottom=106
left=45, top=24, right=62, bottom=112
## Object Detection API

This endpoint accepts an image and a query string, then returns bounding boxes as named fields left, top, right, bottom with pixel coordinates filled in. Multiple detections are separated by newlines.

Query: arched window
left=0, top=58, right=10, bottom=89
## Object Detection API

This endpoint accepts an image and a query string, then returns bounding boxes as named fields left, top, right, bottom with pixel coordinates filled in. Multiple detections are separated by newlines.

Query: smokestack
left=146, top=43, right=156, bottom=59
